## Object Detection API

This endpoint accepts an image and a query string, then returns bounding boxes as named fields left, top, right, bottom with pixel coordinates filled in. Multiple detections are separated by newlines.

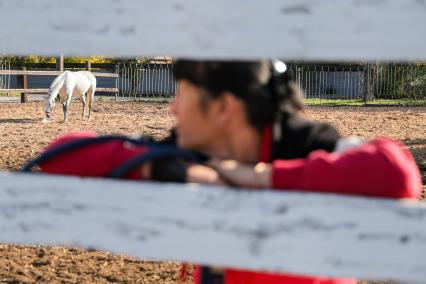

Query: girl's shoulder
left=274, top=113, right=341, bottom=159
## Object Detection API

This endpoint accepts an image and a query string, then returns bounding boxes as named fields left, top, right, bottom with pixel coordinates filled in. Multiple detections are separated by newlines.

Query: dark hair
left=173, top=59, right=303, bottom=132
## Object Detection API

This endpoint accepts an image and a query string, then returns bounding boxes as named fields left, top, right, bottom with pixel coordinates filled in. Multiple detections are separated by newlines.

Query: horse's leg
left=62, top=102, right=67, bottom=122
left=63, top=91, right=73, bottom=122
left=87, top=89, right=95, bottom=121
left=81, top=93, right=87, bottom=119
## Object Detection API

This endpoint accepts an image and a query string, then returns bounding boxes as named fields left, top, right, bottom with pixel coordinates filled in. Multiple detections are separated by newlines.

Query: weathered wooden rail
left=1, top=0, right=426, bottom=60
left=1, top=172, right=425, bottom=283
left=0, top=0, right=425, bottom=283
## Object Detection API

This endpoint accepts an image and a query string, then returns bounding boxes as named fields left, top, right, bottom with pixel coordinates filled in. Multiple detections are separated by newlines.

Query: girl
left=160, top=59, right=422, bottom=284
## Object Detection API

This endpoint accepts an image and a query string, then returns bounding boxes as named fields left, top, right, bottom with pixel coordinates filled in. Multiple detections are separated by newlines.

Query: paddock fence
left=116, top=61, right=177, bottom=100
left=0, top=59, right=11, bottom=91
left=1, top=60, right=426, bottom=105
left=115, top=61, right=426, bottom=105
left=0, top=62, right=118, bottom=102
left=287, top=62, right=426, bottom=105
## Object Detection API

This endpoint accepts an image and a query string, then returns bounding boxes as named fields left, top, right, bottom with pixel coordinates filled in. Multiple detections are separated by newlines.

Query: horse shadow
left=0, top=118, right=40, bottom=124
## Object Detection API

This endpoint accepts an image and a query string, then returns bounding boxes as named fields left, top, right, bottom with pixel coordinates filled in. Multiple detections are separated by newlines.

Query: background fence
left=0, top=59, right=11, bottom=90
left=287, top=62, right=426, bottom=105
left=116, top=61, right=177, bottom=100
left=116, top=61, right=426, bottom=105
left=1, top=60, right=426, bottom=105
left=0, top=62, right=118, bottom=99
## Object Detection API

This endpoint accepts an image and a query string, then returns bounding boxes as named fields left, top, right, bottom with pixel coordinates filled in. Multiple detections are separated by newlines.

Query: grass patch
left=304, top=98, right=426, bottom=106
left=116, top=96, right=172, bottom=103
left=0, top=92, right=20, bottom=97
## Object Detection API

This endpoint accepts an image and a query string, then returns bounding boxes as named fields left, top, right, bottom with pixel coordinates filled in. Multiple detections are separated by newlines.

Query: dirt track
left=0, top=101, right=424, bottom=283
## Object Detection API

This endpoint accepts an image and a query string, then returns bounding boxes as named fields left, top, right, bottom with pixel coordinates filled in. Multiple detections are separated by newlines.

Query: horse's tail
left=48, top=71, right=70, bottom=97
left=88, top=72, right=97, bottom=95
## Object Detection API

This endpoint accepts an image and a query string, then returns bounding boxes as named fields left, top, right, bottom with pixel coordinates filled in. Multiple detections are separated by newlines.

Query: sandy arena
left=0, top=100, right=425, bottom=283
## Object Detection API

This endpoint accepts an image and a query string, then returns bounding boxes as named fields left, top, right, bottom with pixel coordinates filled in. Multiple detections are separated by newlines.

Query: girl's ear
left=217, top=91, right=242, bottom=124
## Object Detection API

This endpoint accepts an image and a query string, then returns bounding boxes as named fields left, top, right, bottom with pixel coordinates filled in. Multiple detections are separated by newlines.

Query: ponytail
left=268, top=60, right=304, bottom=140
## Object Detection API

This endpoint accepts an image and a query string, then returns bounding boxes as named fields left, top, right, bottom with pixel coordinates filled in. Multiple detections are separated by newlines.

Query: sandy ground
left=0, top=101, right=425, bottom=283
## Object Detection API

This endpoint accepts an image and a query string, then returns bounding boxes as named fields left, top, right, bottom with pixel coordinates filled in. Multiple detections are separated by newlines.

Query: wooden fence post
left=17, top=67, right=28, bottom=103
left=56, top=54, right=64, bottom=72
left=85, top=61, right=91, bottom=71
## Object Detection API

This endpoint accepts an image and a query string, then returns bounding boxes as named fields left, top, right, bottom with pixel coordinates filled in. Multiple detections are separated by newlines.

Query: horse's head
left=44, top=96, right=56, bottom=119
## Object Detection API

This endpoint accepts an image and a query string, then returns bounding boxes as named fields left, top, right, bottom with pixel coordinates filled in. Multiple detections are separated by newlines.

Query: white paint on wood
left=0, top=172, right=425, bottom=283
left=0, top=0, right=426, bottom=60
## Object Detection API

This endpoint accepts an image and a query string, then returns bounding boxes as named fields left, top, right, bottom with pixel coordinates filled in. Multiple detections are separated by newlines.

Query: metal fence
left=116, top=61, right=426, bottom=105
left=287, top=62, right=426, bottom=105
left=2, top=59, right=426, bottom=105
left=0, top=59, right=11, bottom=91
left=116, top=62, right=177, bottom=100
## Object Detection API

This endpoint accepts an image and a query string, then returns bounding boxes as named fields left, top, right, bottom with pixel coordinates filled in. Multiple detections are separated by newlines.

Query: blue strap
left=108, top=146, right=202, bottom=178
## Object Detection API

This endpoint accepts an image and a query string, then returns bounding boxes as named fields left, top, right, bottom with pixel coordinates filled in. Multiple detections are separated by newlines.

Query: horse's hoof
left=41, top=118, right=50, bottom=123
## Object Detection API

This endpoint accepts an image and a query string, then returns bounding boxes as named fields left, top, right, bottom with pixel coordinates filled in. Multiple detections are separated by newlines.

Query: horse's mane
left=48, top=71, right=69, bottom=97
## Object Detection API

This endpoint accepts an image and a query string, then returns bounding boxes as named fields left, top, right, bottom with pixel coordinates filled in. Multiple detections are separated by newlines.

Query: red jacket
left=272, top=137, right=421, bottom=199
left=194, top=126, right=422, bottom=284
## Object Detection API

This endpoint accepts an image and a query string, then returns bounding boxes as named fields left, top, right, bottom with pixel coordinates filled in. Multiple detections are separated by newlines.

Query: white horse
left=44, top=70, right=97, bottom=122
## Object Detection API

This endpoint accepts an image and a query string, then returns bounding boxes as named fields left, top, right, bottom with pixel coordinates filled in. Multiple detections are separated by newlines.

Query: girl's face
left=170, top=80, right=224, bottom=152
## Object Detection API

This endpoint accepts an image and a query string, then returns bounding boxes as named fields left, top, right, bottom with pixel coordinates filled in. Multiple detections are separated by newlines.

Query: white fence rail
left=1, top=172, right=425, bottom=283
left=1, top=1, right=426, bottom=60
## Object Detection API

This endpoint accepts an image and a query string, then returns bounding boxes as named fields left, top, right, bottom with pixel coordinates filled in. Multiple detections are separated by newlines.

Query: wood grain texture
left=0, top=0, right=426, bottom=60
left=0, top=172, right=425, bottom=283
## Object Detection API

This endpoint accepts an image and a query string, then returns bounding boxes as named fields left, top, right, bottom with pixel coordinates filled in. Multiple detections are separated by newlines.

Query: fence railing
left=2, top=61, right=426, bottom=105
left=287, top=62, right=426, bottom=105
left=1, top=172, right=426, bottom=283
left=115, top=61, right=426, bottom=105
left=116, top=62, right=177, bottom=100
left=0, top=59, right=11, bottom=91
left=0, top=67, right=119, bottom=102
